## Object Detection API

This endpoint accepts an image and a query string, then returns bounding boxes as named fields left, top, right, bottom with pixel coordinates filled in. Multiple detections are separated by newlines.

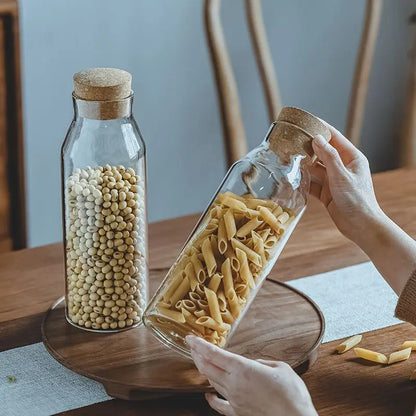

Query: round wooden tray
left=42, top=270, right=324, bottom=400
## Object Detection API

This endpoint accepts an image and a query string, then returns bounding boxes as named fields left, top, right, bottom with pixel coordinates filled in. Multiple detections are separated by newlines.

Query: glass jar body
left=143, top=131, right=309, bottom=357
left=61, top=96, right=148, bottom=332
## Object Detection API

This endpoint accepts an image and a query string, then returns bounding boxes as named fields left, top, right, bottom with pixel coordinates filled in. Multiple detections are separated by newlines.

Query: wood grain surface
left=42, top=274, right=323, bottom=399
left=1, top=168, right=416, bottom=415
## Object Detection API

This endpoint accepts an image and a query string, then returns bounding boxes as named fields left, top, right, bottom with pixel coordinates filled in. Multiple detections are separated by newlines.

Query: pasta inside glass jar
left=144, top=107, right=330, bottom=357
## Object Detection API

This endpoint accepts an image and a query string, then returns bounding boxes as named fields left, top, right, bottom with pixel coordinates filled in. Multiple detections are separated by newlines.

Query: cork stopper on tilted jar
left=61, top=68, right=148, bottom=332
left=143, top=107, right=329, bottom=358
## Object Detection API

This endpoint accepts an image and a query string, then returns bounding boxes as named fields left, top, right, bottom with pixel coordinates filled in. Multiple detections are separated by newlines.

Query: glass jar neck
left=73, top=93, right=133, bottom=120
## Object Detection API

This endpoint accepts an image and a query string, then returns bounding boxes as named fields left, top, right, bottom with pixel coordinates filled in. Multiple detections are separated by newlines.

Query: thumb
left=312, top=134, right=346, bottom=176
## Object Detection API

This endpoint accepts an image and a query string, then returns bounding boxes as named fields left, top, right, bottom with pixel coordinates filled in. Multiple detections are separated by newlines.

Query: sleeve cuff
left=395, top=268, right=416, bottom=326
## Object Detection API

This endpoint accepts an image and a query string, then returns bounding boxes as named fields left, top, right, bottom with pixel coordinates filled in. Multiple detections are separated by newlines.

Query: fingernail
left=313, top=134, right=326, bottom=147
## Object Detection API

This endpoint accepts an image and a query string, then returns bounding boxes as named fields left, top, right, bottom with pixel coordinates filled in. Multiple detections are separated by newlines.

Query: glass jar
left=143, top=107, right=330, bottom=356
left=61, top=68, right=148, bottom=332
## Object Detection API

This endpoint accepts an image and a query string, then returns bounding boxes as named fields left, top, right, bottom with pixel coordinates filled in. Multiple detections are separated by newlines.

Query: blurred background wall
left=20, top=0, right=415, bottom=247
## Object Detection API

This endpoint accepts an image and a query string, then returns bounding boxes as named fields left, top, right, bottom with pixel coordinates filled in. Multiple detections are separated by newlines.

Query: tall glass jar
left=143, top=107, right=330, bottom=356
left=61, top=68, right=148, bottom=332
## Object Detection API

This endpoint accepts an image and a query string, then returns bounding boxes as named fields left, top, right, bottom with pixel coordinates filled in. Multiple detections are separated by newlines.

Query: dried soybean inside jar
left=62, top=68, right=148, bottom=332
left=143, top=107, right=330, bottom=357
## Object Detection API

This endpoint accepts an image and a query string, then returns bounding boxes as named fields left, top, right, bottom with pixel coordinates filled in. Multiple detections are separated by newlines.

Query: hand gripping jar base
left=61, top=68, right=148, bottom=332
left=143, top=107, right=330, bottom=357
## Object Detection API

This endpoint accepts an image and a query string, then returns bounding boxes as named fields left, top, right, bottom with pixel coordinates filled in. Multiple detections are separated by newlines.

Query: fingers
left=209, top=380, right=229, bottom=398
left=191, top=350, right=227, bottom=388
left=186, top=335, right=244, bottom=372
left=312, top=135, right=346, bottom=177
left=319, top=119, right=363, bottom=166
left=205, top=393, right=236, bottom=416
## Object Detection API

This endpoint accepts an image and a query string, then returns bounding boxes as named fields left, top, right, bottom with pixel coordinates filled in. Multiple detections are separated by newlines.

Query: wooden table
left=1, top=168, right=416, bottom=416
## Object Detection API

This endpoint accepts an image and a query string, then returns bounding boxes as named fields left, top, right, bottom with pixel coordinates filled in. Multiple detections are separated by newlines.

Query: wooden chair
left=0, top=0, right=25, bottom=251
left=204, top=0, right=383, bottom=166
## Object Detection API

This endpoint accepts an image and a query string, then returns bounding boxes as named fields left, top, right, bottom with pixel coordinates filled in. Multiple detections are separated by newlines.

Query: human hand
left=186, top=335, right=317, bottom=416
left=309, top=122, right=384, bottom=244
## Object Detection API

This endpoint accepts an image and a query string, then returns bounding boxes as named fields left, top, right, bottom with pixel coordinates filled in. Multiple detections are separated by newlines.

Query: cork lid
left=269, top=107, right=331, bottom=165
left=73, top=68, right=132, bottom=101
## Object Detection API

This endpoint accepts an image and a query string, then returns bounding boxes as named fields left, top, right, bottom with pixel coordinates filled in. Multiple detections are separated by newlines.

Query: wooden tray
left=42, top=269, right=324, bottom=400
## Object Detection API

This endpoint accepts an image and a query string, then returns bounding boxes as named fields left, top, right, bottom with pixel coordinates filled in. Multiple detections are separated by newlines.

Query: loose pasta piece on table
left=388, top=347, right=412, bottom=365
left=335, top=334, right=362, bottom=354
left=354, top=347, right=388, bottom=364
left=402, top=341, right=416, bottom=350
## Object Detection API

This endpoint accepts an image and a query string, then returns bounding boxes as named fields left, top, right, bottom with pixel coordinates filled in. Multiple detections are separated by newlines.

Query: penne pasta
left=162, top=270, right=185, bottom=303
left=217, top=289, right=227, bottom=312
left=244, top=198, right=276, bottom=210
left=264, top=235, right=278, bottom=249
left=354, top=347, right=388, bottom=364
left=208, top=273, right=223, bottom=292
left=218, top=336, right=227, bottom=347
left=235, top=282, right=249, bottom=298
left=231, top=238, right=262, bottom=266
left=182, top=299, right=197, bottom=312
left=402, top=340, right=416, bottom=350
left=195, top=316, right=231, bottom=332
left=217, top=191, right=245, bottom=203
left=224, top=209, right=237, bottom=240
left=197, top=299, right=209, bottom=311
left=170, top=277, right=191, bottom=306
left=272, top=205, right=283, bottom=217
left=182, top=308, right=205, bottom=334
left=220, top=309, right=235, bottom=325
left=191, top=253, right=206, bottom=283
left=195, top=283, right=206, bottom=296
left=388, top=347, right=412, bottom=365
left=221, top=195, right=248, bottom=213
left=148, top=192, right=294, bottom=348
left=277, top=212, right=290, bottom=224
left=221, top=258, right=235, bottom=298
left=156, top=306, right=185, bottom=324
left=235, top=248, right=255, bottom=289
left=228, top=290, right=242, bottom=318
left=410, top=369, right=416, bottom=381
left=252, top=230, right=266, bottom=265
left=185, top=261, right=198, bottom=291
left=202, top=237, right=217, bottom=276
left=225, top=245, right=240, bottom=271
left=194, top=309, right=207, bottom=317
left=210, top=235, right=221, bottom=259
left=188, top=291, right=201, bottom=302
left=258, top=206, right=282, bottom=235
left=236, top=217, right=263, bottom=238
left=335, top=334, right=362, bottom=354
left=217, top=217, right=228, bottom=254
left=205, top=287, right=223, bottom=323
left=258, top=228, right=271, bottom=241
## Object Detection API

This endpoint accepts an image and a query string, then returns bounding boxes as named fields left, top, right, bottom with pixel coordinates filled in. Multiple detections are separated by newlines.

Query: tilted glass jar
left=143, top=107, right=330, bottom=357
left=61, top=68, right=148, bottom=332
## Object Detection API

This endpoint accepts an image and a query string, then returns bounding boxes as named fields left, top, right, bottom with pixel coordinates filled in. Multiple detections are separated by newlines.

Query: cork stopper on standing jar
left=269, top=107, right=331, bottom=165
left=73, top=68, right=132, bottom=120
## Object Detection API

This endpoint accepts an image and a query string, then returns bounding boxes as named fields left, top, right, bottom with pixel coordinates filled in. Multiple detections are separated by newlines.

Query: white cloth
left=0, top=261, right=402, bottom=416
left=288, top=261, right=401, bottom=342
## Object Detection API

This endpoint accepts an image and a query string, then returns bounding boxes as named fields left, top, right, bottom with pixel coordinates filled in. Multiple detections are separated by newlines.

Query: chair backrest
left=0, top=0, right=26, bottom=251
left=204, top=0, right=382, bottom=166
